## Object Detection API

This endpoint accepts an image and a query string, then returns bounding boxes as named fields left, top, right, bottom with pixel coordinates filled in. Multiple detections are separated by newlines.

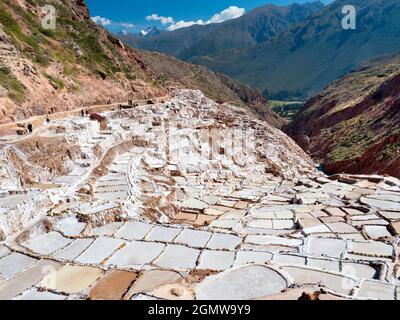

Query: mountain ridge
left=190, top=0, right=400, bottom=99
left=119, top=2, right=324, bottom=61
left=0, top=0, right=282, bottom=128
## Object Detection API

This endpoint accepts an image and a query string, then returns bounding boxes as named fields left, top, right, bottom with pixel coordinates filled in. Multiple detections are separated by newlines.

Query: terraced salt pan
left=56, top=217, right=86, bottom=237
left=14, top=288, right=66, bottom=300
left=197, top=250, right=235, bottom=271
left=348, top=241, right=394, bottom=258
left=357, top=280, right=396, bottom=300
left=23, top=232, right=73, bottom=255
left=53, top=238, right=94, bottom=261
left=305, top=237, right=347, bottom=259
left=233, top=251, right=273, bottom=267
left=273, top=254, right=307, bottom=266
left=145, top=226, right=182, bottom=242
left=174, top=229, right=213, bottom=248
left=1, top=90, right=400, bottom=300
left=196, top=265, right=289, bottom=300
left=206, top=233, right=242, bottom=250
left=0, top=253, right=37, bottom=279
left=107, top=240, right=165, bottom=267
left=39, top=265, right=104, bottom=294
left=116, top=222, right=153, bottom=241
left=0, top=194, right=30, bottom=208
left=281, top=266, right=356, bottom=295
left=75, top=237, right=125, bottom=264
left=94, top=191, right=129, bottom=202
left=154, top=245, right=200, bottom=270
left=89, top=222, right=124, bottom=237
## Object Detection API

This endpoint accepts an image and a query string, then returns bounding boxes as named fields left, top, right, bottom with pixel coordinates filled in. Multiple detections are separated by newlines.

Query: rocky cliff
left=285, top=54, right=400, bottom=178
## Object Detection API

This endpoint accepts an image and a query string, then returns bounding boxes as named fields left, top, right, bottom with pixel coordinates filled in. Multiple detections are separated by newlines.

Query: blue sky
left=86, top=0, right=332, bottom=34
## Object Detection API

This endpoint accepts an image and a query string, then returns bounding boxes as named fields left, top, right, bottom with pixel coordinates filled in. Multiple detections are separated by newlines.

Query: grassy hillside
left=120, top=2, right=324, bottom=61
left=285, top=54, right=400, bottom=177
left=191, top=0, right=400, bottom=99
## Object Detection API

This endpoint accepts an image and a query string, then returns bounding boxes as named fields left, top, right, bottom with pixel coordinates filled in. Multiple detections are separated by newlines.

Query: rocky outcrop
left=66, top=0, right=91, bottom=20
left=285, top=55, right=400, bottom=178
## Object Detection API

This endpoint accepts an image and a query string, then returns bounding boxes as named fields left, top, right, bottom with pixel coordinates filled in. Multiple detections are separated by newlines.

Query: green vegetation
left=327, top=117, right=376, bottom=162
left=187, top=0, right=400, bottom=99
left=0, top=4, right=49, bottom=65
left=124, top=2, right=323, bottom=62
left=329, top=147, right=351, bottom=163
left=1, top=0, right=135, bottom=82
left=0, top=66, right=25, bottom=104
left=78, top=32, right=117, bottom=75
left=379, top=141, right=400, bottom=160
left=44, top=73, right=65, bottom=90
left=63, top=64, right=79, bottom=77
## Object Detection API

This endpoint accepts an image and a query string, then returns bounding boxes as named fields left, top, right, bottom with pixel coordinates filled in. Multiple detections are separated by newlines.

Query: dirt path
left=0, top=95, right=170, bottom=145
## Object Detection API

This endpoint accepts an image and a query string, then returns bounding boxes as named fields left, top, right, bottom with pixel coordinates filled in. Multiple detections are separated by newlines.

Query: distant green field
left=270, top=100, right=304, bottom=120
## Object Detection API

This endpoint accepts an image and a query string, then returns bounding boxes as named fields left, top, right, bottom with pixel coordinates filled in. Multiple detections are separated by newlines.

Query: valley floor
left=0, top=90, right=399, bottom=300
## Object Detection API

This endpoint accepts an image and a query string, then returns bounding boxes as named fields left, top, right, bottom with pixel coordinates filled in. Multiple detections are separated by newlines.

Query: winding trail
left=0, top=95, right=170, bottom=145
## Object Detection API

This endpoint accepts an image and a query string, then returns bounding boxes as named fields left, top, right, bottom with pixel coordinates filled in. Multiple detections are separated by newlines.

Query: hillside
left=118, top=23, right=220, bottom=59
left=137, top=49, right=283, bottom=127
left=0, top=0, right=281, bottom=127
left=119, top=2, right=324, bottom=61
left=191, top=0, right=400, bottom=100
left=285, top=54, right=400, bottom=178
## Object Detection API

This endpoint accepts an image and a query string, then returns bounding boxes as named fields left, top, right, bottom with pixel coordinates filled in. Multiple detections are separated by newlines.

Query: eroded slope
left=285, top=55, right=400, bottom=178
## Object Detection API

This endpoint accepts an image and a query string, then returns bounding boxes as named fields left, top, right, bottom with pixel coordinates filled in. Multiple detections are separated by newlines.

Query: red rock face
left=285, top=56, right=400, bottom=178
left=324, top=135, right=400, bottom=178
left=66, top=0, right=90, bottom=20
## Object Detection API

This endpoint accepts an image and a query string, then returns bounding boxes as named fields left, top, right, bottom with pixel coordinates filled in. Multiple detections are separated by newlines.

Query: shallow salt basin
left=94, top=191, right=129, bottom=201
left=0, top=194, right=30, bottom=208
left=98, top=174, right=126, bottom=182
left=53, top=175, right=80, bottom=185
left=95, top=185, right=130, bottom=193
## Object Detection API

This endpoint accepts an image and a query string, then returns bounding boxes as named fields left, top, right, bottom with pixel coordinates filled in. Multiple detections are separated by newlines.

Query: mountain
left=138, top=26, right=165, bottom=38
left=285, top=54, right=400, bottom=178
left=138, top=49, right=284, bottom=128
left=0, top=0, right=282, bottom=128
left=118, top=23, right=221, bottom=59
left=120, top=2, right=324, bottom=60
left=191, top=0, right=400, bottom=100
left=180, top=1, right=325, bottom=60
left=118, top=26, right=165, bottom=42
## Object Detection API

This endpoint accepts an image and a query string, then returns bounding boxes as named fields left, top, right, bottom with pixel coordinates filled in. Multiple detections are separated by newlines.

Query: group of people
left=26, top=100, right=136, bottom=135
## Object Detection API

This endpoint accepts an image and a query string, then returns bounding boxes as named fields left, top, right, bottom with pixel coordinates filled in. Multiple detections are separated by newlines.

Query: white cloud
left=91, top=16, right=112, bottom=27
left=91, top=16, right=135, bottom=31
left=146, top=14, right=175, bottom=25
left=207, top=6, right=245, bottom=24
left=167, top=19, right=205, bottom=31
left=120, top=22, right=135, bottom=29
left=163, top=6, right=245, bottom=31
